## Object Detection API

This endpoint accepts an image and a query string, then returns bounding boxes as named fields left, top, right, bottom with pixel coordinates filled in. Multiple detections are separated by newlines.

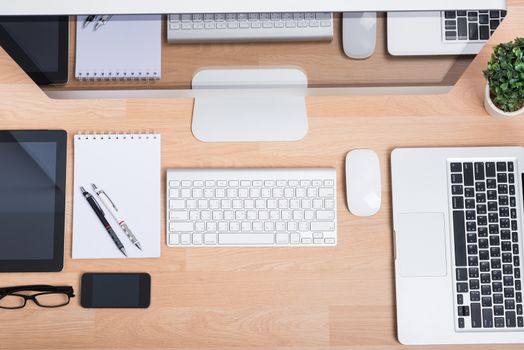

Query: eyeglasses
left=0, top=285, right=75, bottom=309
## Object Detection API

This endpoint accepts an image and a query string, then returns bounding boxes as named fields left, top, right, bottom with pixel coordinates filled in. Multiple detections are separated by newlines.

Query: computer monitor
left=0, top=0, right=508, bottom=141
left=0, top=1, right=504, bottom=14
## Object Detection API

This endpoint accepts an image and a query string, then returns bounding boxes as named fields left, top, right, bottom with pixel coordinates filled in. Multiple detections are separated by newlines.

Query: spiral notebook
left=75, top=15, right=161, bottom=80
left=72, top=133, right=161, bottom=259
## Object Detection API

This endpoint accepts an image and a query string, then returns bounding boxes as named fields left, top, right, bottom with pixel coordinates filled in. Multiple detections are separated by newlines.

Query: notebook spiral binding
left=76, top=131, right=158, bottom=141
left=76, top=71, right=160, bottom=81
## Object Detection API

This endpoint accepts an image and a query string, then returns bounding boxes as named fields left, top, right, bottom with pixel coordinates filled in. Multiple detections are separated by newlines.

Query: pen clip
left=99, top=190, right=118, bottom=211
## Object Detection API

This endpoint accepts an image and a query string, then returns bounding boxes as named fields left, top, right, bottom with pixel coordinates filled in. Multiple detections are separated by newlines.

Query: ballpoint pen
left=80, top=186, right=127, bottom=257
left=83, top=15, right=97, bottom=28
left=94, top=15, right=113, bottom=30
left=91, top=183, right=143, bottom=250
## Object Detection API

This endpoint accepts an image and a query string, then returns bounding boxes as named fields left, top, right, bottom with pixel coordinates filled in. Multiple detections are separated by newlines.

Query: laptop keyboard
left=442, top=10, right=507, bottom=42
left=450, top=160, right=523, bottom=330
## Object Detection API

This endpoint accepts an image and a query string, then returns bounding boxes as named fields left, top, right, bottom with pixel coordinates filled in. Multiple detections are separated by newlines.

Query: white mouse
left=342, top=12, right=377, bottom=60
left=346, top=149, right=381, bottom=216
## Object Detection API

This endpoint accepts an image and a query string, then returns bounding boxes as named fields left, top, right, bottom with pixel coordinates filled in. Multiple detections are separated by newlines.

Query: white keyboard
left=167, top=168, right=337, bottom=247
left=167, top=12, right=333, bottom=43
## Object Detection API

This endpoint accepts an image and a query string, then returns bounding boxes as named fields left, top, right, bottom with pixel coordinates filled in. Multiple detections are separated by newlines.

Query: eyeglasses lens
left=35, top=293, right=70, bottom=307
left=0, top=295, right=26, bottom=309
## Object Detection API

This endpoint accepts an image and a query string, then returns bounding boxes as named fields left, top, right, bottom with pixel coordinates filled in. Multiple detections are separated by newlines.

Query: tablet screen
left=0, top=142, right=57, bottom=260
left=0, top=16, right=68, bottom=84
left=0, top=18, right=60, bottom=72
left=0, top=130, right=66, bottom=272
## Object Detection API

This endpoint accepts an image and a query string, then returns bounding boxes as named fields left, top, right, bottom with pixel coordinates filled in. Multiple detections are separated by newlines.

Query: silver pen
left=92, top=183, right=142, bottom=250
left=94, top=15, right=113, bottom=30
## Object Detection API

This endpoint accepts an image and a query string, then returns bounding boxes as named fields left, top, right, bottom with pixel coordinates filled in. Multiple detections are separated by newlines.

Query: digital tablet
left=0, top=16, right=69, bottom=85
left=0, top=130, right=67, bottom=272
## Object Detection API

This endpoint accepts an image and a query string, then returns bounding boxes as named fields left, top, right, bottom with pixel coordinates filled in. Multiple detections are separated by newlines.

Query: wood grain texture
left=1, top=2, right=524, bottom=350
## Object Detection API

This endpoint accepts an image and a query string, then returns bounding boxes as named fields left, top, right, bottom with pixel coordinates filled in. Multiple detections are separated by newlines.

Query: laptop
left=391, top=147, right=524, bottom=345
left=387, top=3, right=507, bottom=56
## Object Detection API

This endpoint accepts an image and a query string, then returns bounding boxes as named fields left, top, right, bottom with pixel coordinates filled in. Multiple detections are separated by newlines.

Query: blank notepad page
left=72, top=133, right=161, bottom=259
left=75, top=15, right=161, bottom=80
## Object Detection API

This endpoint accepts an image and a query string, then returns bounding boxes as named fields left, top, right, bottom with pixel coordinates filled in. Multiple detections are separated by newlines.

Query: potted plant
left=483, top=37, right=524, bottom=117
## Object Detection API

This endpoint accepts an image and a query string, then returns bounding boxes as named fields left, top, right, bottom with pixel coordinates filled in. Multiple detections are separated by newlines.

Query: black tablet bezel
left=0, top=130, right=67, bottom=272
left=81, top=273, right=151, bottom=309
left=0, top=16, right=69, bottom=85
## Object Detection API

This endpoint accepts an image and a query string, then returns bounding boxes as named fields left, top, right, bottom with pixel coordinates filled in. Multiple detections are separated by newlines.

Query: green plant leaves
left=484, top=37, right=524, bottom=112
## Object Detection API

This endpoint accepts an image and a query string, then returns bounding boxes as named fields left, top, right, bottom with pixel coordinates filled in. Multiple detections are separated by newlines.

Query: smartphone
left=81, top=273, right=151, bottom=308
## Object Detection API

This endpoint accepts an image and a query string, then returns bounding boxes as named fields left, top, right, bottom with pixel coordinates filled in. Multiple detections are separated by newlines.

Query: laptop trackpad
left=397, top=213, right=447, bottom=277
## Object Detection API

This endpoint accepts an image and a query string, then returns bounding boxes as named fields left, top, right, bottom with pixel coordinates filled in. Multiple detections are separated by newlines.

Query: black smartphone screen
left=81, top=273, right=150, bottom=308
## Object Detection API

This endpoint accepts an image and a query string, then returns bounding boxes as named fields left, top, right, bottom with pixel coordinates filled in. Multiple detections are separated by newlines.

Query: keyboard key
left=506, top=299, right=515, bottom=310
left=480, top=25, right=490, bottom=40
left=444, top=11, right=456, bottom=19
left=483, top=308, right=493, bottom=327
left=180, top=233, right=191, bottom=245
left=471, top=303, right=482, bottom=328
left=457, top=283, right=468, bottom=293
left=456, top=268, right=468, bottom=281
left=276, top=233, right=289, bottom=244
left=476, top=186, right=486, bottom=196
left=453, top=211, right=467, bottom=266
left=451, top=163, right=462, bottom=172
left=506, top=311, right=517, bottom=327
left=468, top=23, right=479, bottom=40
left=494, top=293, right=503, bottom=304
left=311, top=221, right=335, bottom=231
left=169, top=233, right=179, bottom=245
left=463, top=163, right=474, bottom=185
left=486, top=163, right=496, bottom=177
left=495, top=305, right=505, bottom=316
left=467, top=11, right=478, bottom=20
left=204, top=233, right=217, bottom=244
left=171, top=222, right=193, bottom=232
left=451, top=174, right=463, bottom=183
left=474, top=163, right=485, bottom=180
left=457, top=17, right=468, bottom=39
left=452, top=185, right=463, bottom=195
left=470, top=279, right=480, bottom=289
left=490, top=10, right=500, bottom=18
left=481, top=284, right=491, bottom=295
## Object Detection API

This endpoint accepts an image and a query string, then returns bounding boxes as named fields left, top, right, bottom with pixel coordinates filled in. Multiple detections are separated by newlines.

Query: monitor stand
left=191, top=68, right=308, bottom=142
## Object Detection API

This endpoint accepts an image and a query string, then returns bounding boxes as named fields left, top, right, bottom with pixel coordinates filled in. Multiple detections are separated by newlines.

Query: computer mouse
left=345, top=149, right=381, bottom=216
left=342, top=12, right=377, bottom=59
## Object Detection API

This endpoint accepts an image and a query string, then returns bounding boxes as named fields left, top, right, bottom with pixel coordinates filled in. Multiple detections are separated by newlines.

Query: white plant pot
left=484, top=84, right=524, bottom=118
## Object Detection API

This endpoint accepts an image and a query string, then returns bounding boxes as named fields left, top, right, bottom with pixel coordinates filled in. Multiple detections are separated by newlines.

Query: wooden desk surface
left=1, top=2, right=524, bottom=349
